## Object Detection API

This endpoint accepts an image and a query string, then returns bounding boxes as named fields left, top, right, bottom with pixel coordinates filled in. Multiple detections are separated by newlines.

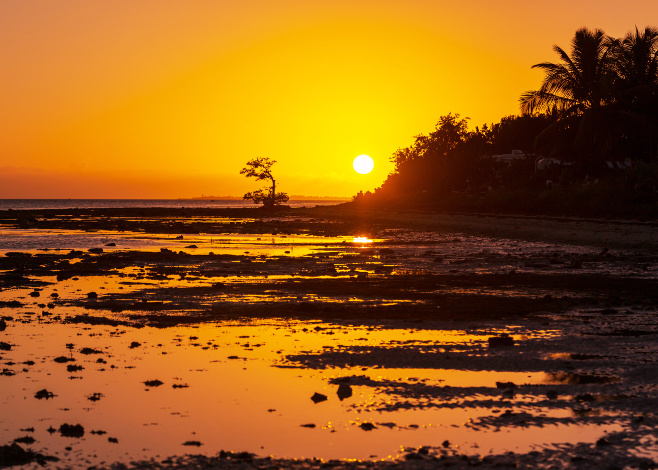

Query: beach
left=1, top=206, right=657, bottom=469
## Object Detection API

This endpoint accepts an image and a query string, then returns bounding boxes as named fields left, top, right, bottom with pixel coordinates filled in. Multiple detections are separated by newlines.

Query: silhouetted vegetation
left=355, top=26, right=658, bottom=218
left=240, top=157, right=289, bottom=209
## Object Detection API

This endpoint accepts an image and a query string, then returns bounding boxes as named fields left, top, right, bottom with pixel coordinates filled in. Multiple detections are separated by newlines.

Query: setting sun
left=353, top=154, right=374, bottom=174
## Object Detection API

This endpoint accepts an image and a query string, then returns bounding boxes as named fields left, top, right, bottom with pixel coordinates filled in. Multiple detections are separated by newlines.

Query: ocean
left=0, top=198, right=348, bottom=211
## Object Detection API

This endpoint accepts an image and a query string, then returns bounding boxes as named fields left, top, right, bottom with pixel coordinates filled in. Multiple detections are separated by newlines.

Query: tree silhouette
left=520, top=28, right=619, bottom=172
left=240, top=157, right=289, bottom=209
left=521, top=26, right=658, bottom=170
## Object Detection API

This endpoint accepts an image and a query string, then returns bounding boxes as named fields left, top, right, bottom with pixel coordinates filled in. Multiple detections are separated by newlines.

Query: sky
left=1, top=0, right=656, bottom=199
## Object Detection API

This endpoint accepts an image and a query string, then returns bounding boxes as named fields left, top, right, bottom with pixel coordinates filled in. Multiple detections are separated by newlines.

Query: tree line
left=356, top=26, right=658, bottom=216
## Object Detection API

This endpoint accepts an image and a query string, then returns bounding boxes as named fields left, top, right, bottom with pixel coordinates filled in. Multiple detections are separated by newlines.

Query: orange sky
left=1, top=0, right=656, bottom=198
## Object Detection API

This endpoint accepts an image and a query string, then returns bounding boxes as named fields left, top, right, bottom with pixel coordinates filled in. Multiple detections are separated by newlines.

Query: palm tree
left=613, top=26, right=658, bottom=93
left=520, top=28, right=618, bottom=171
left=609, top=26, right=658, bottom=162
left=521, top=28, right=615, bottom=115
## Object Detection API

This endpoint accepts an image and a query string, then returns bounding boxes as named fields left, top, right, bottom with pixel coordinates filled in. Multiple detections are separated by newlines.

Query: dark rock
left=54, top=356, right=74, bottom=363
left=58, top=424, right=84, bottom=438
left=144, top=379, right=164, bottom=387
left=0, top=319, right=6, bottom=331
left=360, top=422, right=376, bottom=431
left=496, top=381, right=516, bottom=389
left=50, top=293, right=59, bottom=298
left=80, top=347, right=102, bottom=355
left=129, top=342, right=141, bottom=349
left=337, top=383, right=352, bottom=400
left=0, top=342, right=10, bottom=351
left=546, top=390, right=559, bottom=399
left=182, top=441, right=202, bottom=446
left=108, top=437, right=118, bottom=443
left=87, top=292, right=98, bottom=299
left=300, top=423, right=316, bottom=428
left=575, top=393, right=595, bottom=402
left=35, top=389, right=56, bottom=400
left=488, top=334, right=515, bottom=347
left=87, top=393, right=103, bottom=402
left=67, top=364, right=83, bottom=372
left=105, top=243, right=116, bottom=247
left=311, top=392, right=327, bottom=403
left=0, top=443, right=58, bottom=466
left=88, top=248, right=103, bottom=254
left=13, top=436, right=35, bottom=445
left=185, top=245, right=198, bottom=249
left=29, top=291, right=40, bottom=297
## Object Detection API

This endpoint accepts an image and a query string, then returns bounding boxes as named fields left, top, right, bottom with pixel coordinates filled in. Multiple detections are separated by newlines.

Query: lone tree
left=240, top=157, right=289, bottom=209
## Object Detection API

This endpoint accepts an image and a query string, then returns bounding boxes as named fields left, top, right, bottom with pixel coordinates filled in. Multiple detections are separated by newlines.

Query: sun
left=353, top=154, right=374, bottom=174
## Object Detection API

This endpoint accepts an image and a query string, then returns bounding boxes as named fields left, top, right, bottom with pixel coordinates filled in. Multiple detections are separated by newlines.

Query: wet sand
left=0, top=207, right=657, bottom=469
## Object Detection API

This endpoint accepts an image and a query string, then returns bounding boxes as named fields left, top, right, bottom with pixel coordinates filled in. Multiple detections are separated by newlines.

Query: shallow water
left=0, top=316, right=622, bottom=467
left=1, top=222, right=656, bottom=467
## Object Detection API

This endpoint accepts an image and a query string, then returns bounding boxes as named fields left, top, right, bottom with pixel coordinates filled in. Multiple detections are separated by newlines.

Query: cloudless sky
left=1, top=0, right=656, bottom=198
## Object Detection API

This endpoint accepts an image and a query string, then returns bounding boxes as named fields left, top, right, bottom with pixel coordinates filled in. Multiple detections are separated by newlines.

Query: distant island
left=187, top=195, right=351, bottom=202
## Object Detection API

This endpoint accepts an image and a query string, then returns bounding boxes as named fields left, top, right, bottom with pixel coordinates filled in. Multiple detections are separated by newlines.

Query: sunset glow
left=0, top=1, right=655, bottom=198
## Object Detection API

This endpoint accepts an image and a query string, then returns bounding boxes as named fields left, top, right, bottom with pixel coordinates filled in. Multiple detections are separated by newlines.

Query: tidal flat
left=0, top=207, right=657, bottom=469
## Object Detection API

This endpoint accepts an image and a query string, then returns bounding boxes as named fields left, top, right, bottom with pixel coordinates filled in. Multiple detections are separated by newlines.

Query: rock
left=13, top=436, right=35, bottom=445
left=0, top=319, right=6, bottom=331
left=129, top=342, right=141, bottom=349
left=88, top=248, right=103, bottom=254
left=360, top=422, right=376, bottom=431
left=300, top=423, right=316, bottom=428
left=546, top=390, right=559, bottom=399
left=337, top=383, right=352, bottom=400
left=58, top=424, right=84, bottom=438
left=182, top=441, right=202, bottom=446
left=105, top=243, right=116, bottom=247
left=29, top=291, right=40, bottom=297
left=311, top=392, right=327, bottom=403
left=67, top=364, right=83, bottom=372
left=53, top=356, right=74, bottom=363
left=80, top=347, right=102, bottom=355
left=495, top=381, right=516, bottom=389
left=50, top=293, right=59, bottom=298
left=185, top=245, right=198, bottom=249
left=87, top=292, right=98, bottom=299
left=0, top=443, right=57, bottom=466
left=144, top=379, right=164, bottom=387
left=34, top=389, right=56, bottom=400
left=108, top=437, right=118, bottom=443
left=488, top=334, right=514, bottom=347
left=0, top=342, right=10, bottom=351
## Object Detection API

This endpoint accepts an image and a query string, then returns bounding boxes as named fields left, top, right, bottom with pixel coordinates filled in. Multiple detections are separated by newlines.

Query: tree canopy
left=240, top=157, right=289, bottom=209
